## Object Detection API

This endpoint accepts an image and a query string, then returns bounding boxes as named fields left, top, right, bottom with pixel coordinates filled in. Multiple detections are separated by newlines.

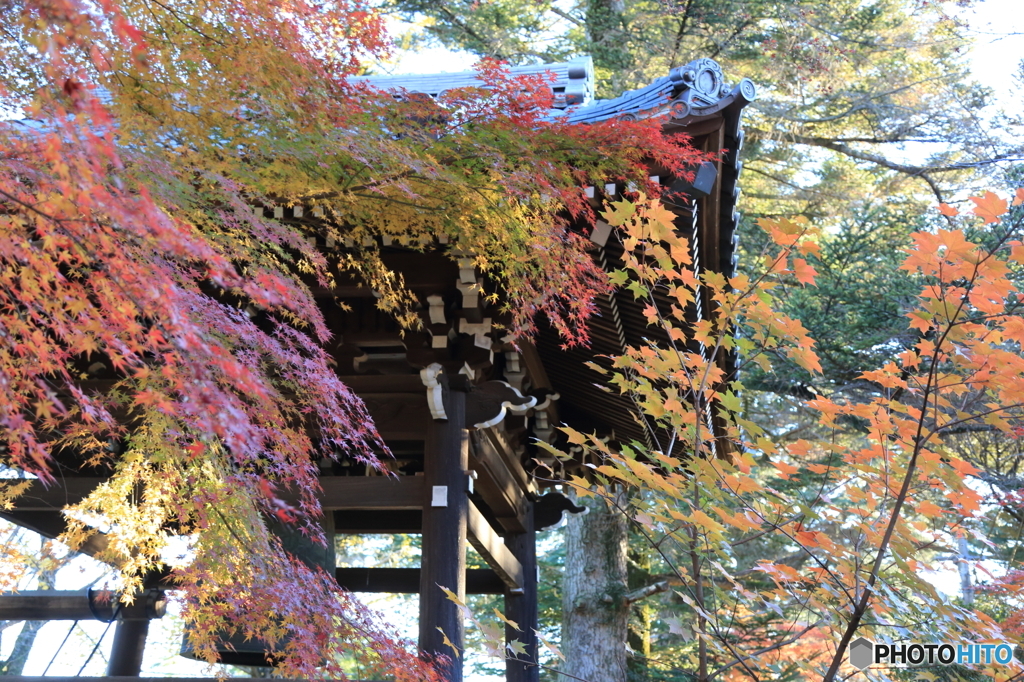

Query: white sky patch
left=958, top=0, right=1024, bottom=104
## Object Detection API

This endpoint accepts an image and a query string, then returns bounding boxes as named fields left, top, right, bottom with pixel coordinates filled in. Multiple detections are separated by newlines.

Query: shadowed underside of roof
left=359, top=56, right=755, bottom=453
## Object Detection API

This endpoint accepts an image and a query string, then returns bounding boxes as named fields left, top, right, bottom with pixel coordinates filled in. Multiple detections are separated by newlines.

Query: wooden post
left=419, top=370, right=470, bottom=681
left=504, top=498, right=538, bottom=682
left=107, top=585, right=166, bottom=676
left=106, top=619, right=149, bottom=676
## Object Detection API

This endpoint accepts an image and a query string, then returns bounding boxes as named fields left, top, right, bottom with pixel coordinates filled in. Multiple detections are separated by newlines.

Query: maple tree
left=437, top=189, right=1024, bottom=680
left=0, top=0, right=711, bottom=677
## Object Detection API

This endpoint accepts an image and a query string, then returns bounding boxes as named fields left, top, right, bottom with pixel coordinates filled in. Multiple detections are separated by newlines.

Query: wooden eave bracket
left=467, top=500, right=523, bottom=591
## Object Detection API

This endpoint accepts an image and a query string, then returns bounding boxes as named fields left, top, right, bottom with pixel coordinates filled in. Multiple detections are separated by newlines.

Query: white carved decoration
left=590, top=219, right=612, bottom=247
left=421, top=363, right=447, bottom=421
left=504, top=351, right=526, bottom=391
left=457, top=257, right=476, bottom=284
left=505, top=351, right=521, bottom=374
left=457, top=278, right=483, bottom=310
left=533, top=392, right=561, bottom=412
left=532, top=393, right=561, bottom=443
left=426, top=295, right=446, bottom=325
left=459, top=317, right=493, bottom=350
left=430, top=329, right=450, bottom=349
left=472, top=381, right=538, bottom=429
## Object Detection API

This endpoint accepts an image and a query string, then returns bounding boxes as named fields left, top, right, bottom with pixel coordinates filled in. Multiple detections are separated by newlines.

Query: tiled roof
left=359, top=56, right=757, bottom=125
left=356, top=56, right=596, bottom=110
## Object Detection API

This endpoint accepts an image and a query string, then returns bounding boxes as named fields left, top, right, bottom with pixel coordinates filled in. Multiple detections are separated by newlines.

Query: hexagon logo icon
left=849, top=637, right=874, bottom=670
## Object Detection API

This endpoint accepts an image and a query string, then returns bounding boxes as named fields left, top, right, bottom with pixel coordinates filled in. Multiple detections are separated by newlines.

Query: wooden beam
left=358, top=392, right=431, bottom=441
left=313, top=476, right=425, bottom=510
left=334, top=509, right=421, bottom=534
left=337, top=568, right=504, bottom=594
left=481, top=428, right=535, bottom=494
left=11, top=478, right=96, bottom=510
left=339, top=374, right=427, bottom=394
left=517, top=341, right=552, bottom=391
left=10, top=476, right=426, bottom=513
left=0, top=510, right=113, bottom=562
left=0, top=589, right=165, bottom=621
left=469, top=432, right=527, bottom=533
left=467, top=501, right=523, bottom=592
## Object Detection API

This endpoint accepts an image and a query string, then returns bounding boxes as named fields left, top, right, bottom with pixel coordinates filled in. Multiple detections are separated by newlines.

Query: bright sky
left=960, top=0, right=1024, bottom=100
left=7, top=0, right=1024, bottom=678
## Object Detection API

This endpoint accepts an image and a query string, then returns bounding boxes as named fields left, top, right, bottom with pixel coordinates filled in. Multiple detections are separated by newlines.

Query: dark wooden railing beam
left=0, top=589, right=165, bottom=622
left=337, top=567, right=504, bottom=594
left=333, top=509, right=422, bottom=533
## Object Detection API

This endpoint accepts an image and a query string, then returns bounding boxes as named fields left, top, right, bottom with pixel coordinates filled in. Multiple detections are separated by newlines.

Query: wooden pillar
left=505, top=497, right=538, bottom=682
left=106, top=585, right=165, bottom=676
left=419, top=370, right=470, bottom=681
left=106, top=618, right=149, bottom=676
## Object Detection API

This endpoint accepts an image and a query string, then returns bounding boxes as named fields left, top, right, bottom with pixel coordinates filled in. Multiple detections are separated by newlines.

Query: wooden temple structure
left=1, top=56, right=753, bottom=681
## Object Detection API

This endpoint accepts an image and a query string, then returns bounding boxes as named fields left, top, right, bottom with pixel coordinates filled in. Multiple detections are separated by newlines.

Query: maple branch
left=689, top=477, right=709, bottom=681
left=730, top=513, right=803, bottom=547
left=822, top=254, right=980, bottom=682
left=708, top=619, right=824, bottom=680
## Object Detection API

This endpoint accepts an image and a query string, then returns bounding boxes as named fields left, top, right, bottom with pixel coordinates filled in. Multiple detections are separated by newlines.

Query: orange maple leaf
left=969, top=191, right=1007, bottom=224
left=937, top=203, right=959, bottom=217
left=791, top=258, right=817, bottom=286
left=1014, top=188, right=1024, bottom=206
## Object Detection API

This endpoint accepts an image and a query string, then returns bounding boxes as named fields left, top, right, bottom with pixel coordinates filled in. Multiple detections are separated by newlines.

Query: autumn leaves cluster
left=536, top=190, right=1024, bottom=680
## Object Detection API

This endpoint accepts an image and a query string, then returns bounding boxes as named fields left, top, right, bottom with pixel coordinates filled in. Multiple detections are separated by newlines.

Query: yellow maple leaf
left=436, top=627, right=460, bottom=658
left=493, top=608, right=520, bottom=631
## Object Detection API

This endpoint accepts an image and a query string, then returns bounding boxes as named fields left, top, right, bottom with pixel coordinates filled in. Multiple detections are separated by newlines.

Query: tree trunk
left=0, top=620, right=43, bottom=675
left=561, top=488, right=629, bottom=682
left=626, top=529, right=652, bottom=682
